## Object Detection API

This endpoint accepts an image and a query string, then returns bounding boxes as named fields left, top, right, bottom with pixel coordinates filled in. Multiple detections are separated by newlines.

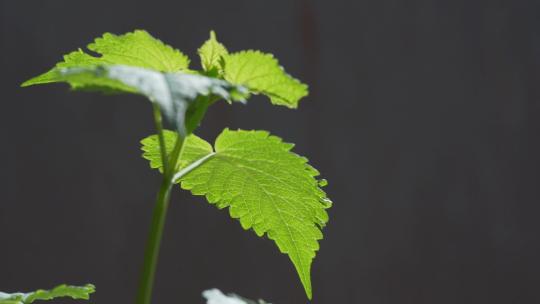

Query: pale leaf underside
left=55, top=65, right=247, bottom=136
left=21, top=30, right=249, bottom=135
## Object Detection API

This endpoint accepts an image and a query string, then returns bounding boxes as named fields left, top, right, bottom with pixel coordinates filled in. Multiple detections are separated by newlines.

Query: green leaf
left=87, top=30, right=190, bottom=72
left=22, top=30, right=190, bottom=90
left=198, top=31, right=228, bottom=73
left=223, top=51, right=308, bottom=108
left=0, top=284, right=95, bottom=304
left=42, top=65, right=247, bottom=136
left=141, top=129, right=331, bottom=299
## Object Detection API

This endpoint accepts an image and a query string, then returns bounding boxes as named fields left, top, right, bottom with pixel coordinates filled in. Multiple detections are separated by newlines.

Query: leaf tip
left=297, top=264, right=313, bottom=300
left=20, top=79, right=33, bottom=87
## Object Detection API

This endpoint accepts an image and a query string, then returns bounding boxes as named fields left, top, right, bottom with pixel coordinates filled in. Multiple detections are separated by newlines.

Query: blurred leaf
left=32, top=64, right=247, bottom=136
left=0, top=284, right=95, bottom=304
left=202, top=289, right=270, bottom=304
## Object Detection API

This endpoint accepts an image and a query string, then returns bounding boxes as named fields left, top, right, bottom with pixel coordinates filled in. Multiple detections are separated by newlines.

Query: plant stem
left=136, top=176, right=172, bottom=304
left=152, top=103, right=169, bottom=175
left=136, top=106, right=185, bottom=304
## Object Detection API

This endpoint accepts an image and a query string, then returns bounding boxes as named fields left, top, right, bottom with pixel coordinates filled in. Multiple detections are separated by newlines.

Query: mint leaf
left=87, top=30, right=190, bottom=72
left=223, top=51, right=308, bottom=108
left=198, top=31, right=228, bottom=73
left=0, top=284, right=95, bottom=304
left=41, top=65, right=247, bottom=136
left=22, top=30, right=190, bottom=90
left=141, top=129, right=331, bottom=299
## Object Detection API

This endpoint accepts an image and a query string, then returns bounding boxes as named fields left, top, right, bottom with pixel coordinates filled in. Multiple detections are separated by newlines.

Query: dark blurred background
left=2, top=0, right=540, bottom=303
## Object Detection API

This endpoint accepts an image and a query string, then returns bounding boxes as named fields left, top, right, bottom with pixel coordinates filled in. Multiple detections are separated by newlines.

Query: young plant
left=19, top=30, right=332, bottom=302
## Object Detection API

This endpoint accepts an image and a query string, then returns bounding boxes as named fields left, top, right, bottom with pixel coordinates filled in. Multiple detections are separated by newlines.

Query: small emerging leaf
left=141, top=129, right=331, bottom=299
left=198, top=31, right=228, bottom=73
left=223, top=51, right=308, bottom=108
left=0, top=284, right=95, bottom=304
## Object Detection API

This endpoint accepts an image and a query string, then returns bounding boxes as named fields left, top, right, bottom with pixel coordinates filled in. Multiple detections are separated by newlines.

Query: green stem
left=136, top=106, right=186, bottom=304
left=152, top=103, right=169, bottom=175
left=168, top=133, right=185, bottom=172
left=136, top=176, right=172, bottom=304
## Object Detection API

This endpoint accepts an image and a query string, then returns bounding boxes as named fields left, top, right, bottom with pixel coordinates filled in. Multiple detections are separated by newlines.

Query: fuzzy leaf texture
left=223, top=51, right=308, bottom=108
left=141, top=130, right=331, bottom=299
left=0, top=284, right=95, bottom=304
